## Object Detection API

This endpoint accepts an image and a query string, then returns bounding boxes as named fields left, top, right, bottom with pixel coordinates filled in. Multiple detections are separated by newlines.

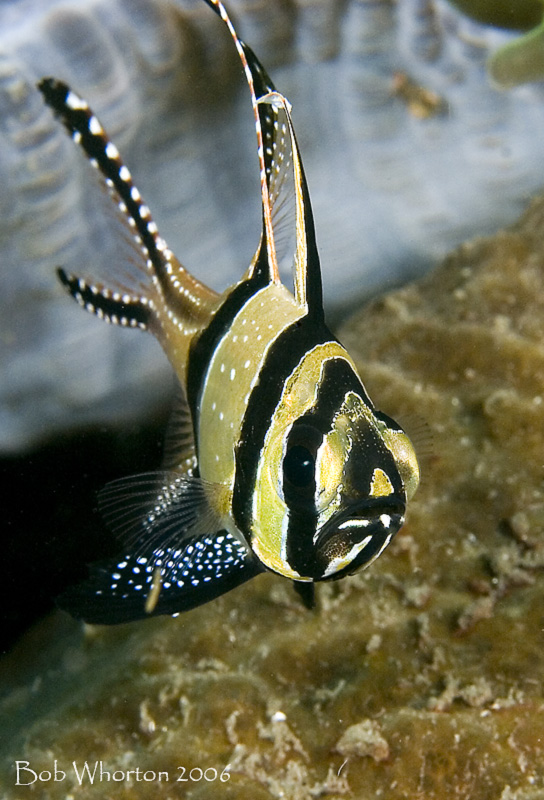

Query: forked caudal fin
left=39, top=0, right=324, bottom=326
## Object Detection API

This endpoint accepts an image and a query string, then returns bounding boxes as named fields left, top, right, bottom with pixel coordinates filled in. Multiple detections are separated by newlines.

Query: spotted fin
left=58, top=470, right=262, bottom=623
left=37, top=77, right=216, bottom=336
left=58, top=531, right=263, bottom=624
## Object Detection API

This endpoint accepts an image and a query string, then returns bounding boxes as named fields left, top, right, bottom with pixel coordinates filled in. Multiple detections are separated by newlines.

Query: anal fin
left=58, top=531, right=263, bottom=624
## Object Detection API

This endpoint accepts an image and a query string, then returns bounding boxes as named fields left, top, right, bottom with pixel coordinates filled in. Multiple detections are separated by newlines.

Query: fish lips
left=314, top=497, right=405, bottom=581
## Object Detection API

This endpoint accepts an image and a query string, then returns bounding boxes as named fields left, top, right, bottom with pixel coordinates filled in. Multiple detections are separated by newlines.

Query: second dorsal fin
left=203, top=0, right=324, bottom=322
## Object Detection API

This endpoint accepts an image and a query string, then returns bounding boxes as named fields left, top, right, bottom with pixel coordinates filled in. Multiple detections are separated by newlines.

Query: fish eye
left=281, top=422, right=322, bottom=506
left=283, top=445, right=315, bottom=488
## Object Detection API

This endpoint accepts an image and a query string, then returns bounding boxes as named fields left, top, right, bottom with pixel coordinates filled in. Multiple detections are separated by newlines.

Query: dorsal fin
left=202, top=0, right=278, bottom=285
left=37, top=78, right=217, bottom=335
left=204, top=0, right=324, bottom=321
left=258, top=91, right=324, bottom=319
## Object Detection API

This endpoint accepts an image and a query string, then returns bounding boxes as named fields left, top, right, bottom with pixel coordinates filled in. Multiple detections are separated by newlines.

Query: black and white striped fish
left=39, top=0, right=419, bottom=624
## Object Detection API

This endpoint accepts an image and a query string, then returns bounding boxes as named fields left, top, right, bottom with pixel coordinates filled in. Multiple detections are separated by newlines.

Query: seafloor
left=2, top=196, right=544, bottom=798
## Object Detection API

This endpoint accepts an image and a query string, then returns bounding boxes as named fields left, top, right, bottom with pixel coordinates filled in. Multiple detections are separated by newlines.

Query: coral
left=446, top=0, right=542, bottom=31
left=3, top=0, right=544, bottom=450
left=488, top=18, right=544, bottom=87
left=446, top=0, right=544, bottom=87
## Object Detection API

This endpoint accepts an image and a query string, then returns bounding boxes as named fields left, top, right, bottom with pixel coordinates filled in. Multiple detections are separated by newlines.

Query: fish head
left=250, top=353, right=419, bottom=581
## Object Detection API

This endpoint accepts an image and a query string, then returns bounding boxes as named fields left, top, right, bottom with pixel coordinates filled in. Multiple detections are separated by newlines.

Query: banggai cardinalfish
left=38, top=0, right=420, bottom=624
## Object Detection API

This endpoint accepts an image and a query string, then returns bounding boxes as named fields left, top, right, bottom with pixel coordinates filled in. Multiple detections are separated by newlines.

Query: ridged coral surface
left=2, top=188, right=544, bottom=799
left=2, top=0, right=544, bottom=451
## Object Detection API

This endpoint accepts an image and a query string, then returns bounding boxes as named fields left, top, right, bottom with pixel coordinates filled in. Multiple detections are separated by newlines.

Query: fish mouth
left=314, top=497, right=405, bottom=580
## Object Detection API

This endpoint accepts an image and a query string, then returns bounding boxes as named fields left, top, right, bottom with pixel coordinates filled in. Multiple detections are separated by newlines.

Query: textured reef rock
left=3, top=0, right=544, bottom=451
left=2, top=189, right=544, bottom=799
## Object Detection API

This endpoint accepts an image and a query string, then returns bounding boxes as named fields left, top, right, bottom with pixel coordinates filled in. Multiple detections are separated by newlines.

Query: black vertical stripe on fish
left=281, top=358, right=375, bottom=578
left=231, top=317, right=332, bottom=536
left=280, top=359, right=357, bottom=578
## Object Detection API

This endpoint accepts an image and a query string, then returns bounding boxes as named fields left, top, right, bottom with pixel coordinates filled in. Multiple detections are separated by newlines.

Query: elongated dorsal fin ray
left=38, top=78, right=217, bottom=333
left=203, top=0, right=278, bottom=284
left=256, top=94, right=297, bottom=279
left=57, top=531, right=263, bottom=624
left=258, top=92, right=323, bottom=318
left=203, top=2, right=324, bottom=319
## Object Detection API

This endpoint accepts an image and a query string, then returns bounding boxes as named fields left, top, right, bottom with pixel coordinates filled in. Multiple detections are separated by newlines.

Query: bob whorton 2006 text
left=14, top=760, right=231, bottom=785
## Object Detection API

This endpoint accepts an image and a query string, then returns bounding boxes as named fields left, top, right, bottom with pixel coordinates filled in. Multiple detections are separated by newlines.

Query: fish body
left=38, top=0, right=419, bottom=624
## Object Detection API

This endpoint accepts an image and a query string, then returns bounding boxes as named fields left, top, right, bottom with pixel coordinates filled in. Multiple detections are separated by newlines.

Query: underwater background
left=2, top=0, right=544, bottom=796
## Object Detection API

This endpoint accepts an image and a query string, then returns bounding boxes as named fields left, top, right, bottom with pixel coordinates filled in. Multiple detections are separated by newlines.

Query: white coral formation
left=1, top=0, right=543, bottom=450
